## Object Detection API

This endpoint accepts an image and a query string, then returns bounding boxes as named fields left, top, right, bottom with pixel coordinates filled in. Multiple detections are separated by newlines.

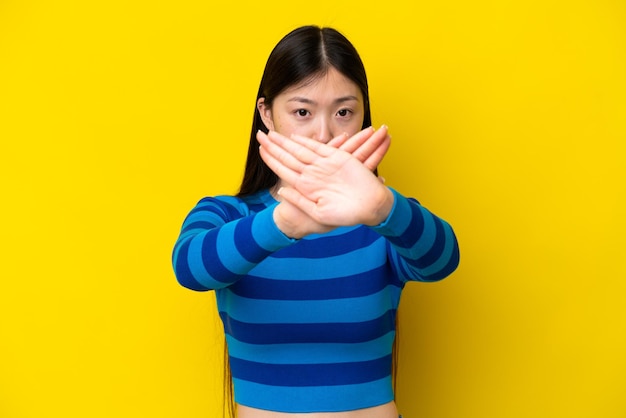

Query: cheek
left=273, top=115, right=307, bottom=137
left=272, top=115, right=293, bottom=135
left=342, top=119, right=365, bottom=137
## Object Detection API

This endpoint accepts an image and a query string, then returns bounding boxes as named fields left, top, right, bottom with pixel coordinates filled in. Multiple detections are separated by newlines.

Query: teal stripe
left=217, top=194, right=247, bottom=208
left=410, top=206, right=436, bottom=258
left=177, top=228, right=207, bottom=242
left=171, top=234, right=189, bottom=271
left=233, top=376, right=393, bottom=413
left=302, top=224, right=360, bottom=239
left=222, top=287, right=396, bottom=324
left=182, top=210, right=223, bottom=228
left=250, top=240, right=387, bottom=280
left=421, top=221, right=457, bottom=277
left=250, top=205, right=296, bottom=251
left=372, top=188, right=411, bottom=237
left=187, top=232, right=211, bottom=281
left=226, top=332, right=395, bottom=364
left=216, top=223, right=256, bottom=275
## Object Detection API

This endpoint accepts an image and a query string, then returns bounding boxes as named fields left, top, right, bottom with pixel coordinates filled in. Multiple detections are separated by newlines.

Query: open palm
left=257, top=126, right=394, bottom=237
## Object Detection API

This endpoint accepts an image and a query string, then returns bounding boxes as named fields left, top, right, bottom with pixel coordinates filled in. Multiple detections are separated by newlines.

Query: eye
left=337, top=108, right=352, bottom=118
left=295, top=109, right=310, bottom=117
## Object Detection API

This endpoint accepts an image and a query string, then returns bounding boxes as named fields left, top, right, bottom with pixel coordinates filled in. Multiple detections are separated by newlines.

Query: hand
left=330, top=125, right=392, bottom=172
left=257, top=126, right=394, bottom=238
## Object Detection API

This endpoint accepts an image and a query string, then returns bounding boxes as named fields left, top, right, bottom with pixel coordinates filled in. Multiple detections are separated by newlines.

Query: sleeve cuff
left=251, top=203, right=298, bottom=251
left=371, top=187, right=413, bottom=237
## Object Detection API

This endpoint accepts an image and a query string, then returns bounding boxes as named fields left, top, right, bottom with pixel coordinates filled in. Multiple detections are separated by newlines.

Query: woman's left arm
left=371, top=188, right=460, bottom=282
left=257, top=126, right=459, bottom=281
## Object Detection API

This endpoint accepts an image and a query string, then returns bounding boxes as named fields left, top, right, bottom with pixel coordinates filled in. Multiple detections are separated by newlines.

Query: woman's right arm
left=172, top=196, right=295, bottom=291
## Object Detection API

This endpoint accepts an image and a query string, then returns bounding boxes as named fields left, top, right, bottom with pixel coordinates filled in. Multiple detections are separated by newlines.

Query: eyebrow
left=286, top=95, right=359, bottom=105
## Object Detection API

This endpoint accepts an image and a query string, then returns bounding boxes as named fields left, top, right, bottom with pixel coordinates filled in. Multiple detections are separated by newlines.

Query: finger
left=257, top=131, right=303, bottom=183
left=362, top=134, right=391, bottom=171
left=257, top=130, right=310, bottom=173
left=260, top=130, right=322, bottom=166
left=272, top=130, right=327, bottom=164
left=327, top=132, right=350, bottom=148
left=351, top=125, right=390, bottom=164
left=338, top=126, right=375, bottom=155
left=288, top=133, right=336, bottom=157
left=259, top=144, right=301, bottom=185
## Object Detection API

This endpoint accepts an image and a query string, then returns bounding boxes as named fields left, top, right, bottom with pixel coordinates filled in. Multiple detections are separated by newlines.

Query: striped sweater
left=172, top=187, right=459, bottom=413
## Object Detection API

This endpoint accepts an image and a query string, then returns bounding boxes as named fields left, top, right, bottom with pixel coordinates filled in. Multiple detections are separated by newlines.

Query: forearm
left=172, top=203, right=295, bottom=291
left=372, top=188, right=460, bottom=282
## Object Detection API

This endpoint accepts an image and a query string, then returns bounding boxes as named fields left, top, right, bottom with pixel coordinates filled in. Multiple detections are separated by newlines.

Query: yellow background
left=1, top=0, right=625, bottom=417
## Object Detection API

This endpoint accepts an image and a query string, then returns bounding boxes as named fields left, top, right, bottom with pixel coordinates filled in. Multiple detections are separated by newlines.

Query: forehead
left=281, top=68, right=362, bottom=100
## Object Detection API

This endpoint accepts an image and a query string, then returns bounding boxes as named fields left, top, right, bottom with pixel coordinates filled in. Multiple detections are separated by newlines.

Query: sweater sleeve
left=172, top=196, right=296, bottom=291
left=371, top=187, right=460, bottom=282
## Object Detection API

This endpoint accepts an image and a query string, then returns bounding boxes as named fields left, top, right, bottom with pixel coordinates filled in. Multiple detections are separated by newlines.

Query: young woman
left=172, top=25, right=460, bottom=418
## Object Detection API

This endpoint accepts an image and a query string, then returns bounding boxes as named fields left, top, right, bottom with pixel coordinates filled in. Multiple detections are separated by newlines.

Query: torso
left=236, top=401, right=399, bottom=418
left=217, top=191, right=402, bottom=414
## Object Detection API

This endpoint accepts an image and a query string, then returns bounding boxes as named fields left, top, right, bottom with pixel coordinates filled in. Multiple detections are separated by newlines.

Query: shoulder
left=193, top=190, right=273, bottom=219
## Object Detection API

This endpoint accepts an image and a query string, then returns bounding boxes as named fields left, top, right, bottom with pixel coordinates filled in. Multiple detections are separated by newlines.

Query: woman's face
left=258, top=67, right=365, bottom=143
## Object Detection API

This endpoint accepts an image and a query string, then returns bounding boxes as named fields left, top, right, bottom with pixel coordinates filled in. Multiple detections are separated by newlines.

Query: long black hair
left=237, top=25, right=372, bottom=196
left=225, top=26, right=394, bottom=418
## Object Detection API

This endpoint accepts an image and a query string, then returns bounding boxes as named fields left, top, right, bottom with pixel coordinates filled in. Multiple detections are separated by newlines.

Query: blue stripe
left=220, top=309, right=396, bottom=344
left=383, top=242, right=411, bottom=285
left=272, top=226, right=378, bottom=258
left=228, top=264, right=393, bottom=300
left=187, top=231, right=211, bottom=283
left=416, top=216, right=446, bottom=267
left=182, top=210, right=223, bottom=227
left=182, top=221, right=217, bottom=232
left=229, top=354, right=392, bottom=386
left=234, top=215, right=272, bottom=262
left=198, top=231, right=239, bottom=284
left=429, top=241, right=460, bottom=281
left=247, top=203, right=266, bottom=212
left=421, top=224, right=460, bottom=281
left=189, top=202, right=227, bottom=219
left=232, top=376, right=393, bottom=413
left=181, top=209, right=225, bottom=234
left=249, top=239, right=387, bottom=280
left=222, top=287, right=396, bottom=324
left=173, top=239, right=207, bottom=291
left=374, top=189, right=412, bottom=237
left=195, top=196, right=244, bottom=221
left=212, top=195, right=246, bottom=211
left=386, top=205, right=433, bottom=258
left=216, top=222, right=258, bottom=275
left=391, top=251, right=419, bottom=282
left=225, top=332, right=395, bottom=364
left=410, top=206, right=440, bottom=259
left=403, top=201, right=426, bottom=247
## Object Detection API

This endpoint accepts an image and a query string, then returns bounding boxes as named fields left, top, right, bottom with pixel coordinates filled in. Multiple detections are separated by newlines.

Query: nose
left=315, top=119, right=333, bottom=143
